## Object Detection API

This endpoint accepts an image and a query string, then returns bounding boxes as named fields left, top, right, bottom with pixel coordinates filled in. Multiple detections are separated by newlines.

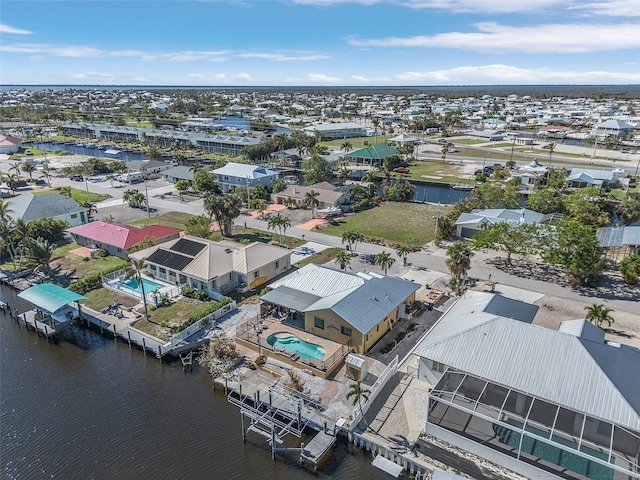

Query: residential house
left=566, top=168, right=626, bottom=189
left=162, top=166, right=195, bottom=184
left=414, top=290, right=640, bottom=480
left=0, top=134, right=22, bottom=154
left=271, top=182, right=349, bottom=209
left=261, top=264, right=420, bottom=354
left=597, top=226, right=640, bottom=261
left=130, top=236, right=292, bottom=296
left=592, top=119, right=635, bottom=139
left=66, top=221, right=183, bottom=258
left=344, top=144, right=399, bottom=168
left=302, top=122, right=367, bottom=140
left=465, top=129, right=504, bottom=141
left=212, top=162, right=279, bottom=194
left=454, top=208, right=552, bottom=238
left=7, top=193, right=89, bottom=227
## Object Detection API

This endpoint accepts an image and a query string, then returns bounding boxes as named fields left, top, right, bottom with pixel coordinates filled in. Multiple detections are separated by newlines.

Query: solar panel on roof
left=147, top=249, right=192, bottom=271
left=170, top=238, right=206, bottom=256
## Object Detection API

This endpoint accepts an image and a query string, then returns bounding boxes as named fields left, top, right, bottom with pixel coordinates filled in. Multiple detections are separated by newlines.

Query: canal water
left=0, top=283, right=388, bottom=480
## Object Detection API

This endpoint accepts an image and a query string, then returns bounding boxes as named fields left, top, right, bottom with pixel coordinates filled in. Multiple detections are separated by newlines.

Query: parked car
left=69, top=174, right=84, bottom=181
left=393, top=167, right=410, bottom=173
left=24, top=149, right=33, bottom=155
left=449, top=160, right=463, bottom=166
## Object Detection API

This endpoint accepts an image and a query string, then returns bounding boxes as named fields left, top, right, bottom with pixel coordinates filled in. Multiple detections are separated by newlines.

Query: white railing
left=166, top=300, right=237, bottom=348
left=350, top=355, right=399, bottom=431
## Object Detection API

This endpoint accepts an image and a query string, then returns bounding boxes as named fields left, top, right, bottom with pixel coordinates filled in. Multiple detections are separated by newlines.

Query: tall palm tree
left=362, top=169, right=377, bottom=184
left=59, top=186, right=73, bottom=197
left=12, top=218, right=31, bottom=270
left=0, top=202, right=17, bottom=271
left=8, top=162, right=21, bottom=182
left=546, top=142, right=556, bottom=183
left=337, top=166, right=351, bottom=185
left=40, top=163, right=53, bottom=187
left=396, top=245, right=410, bottom=267
left=341, top=140, right=352, bottom=153
left=79, top=200, right=98, bottom=221
left=372, top=118, right=380, bottom=145
left=446, top=241, right=474, bottom=295
left=303, top=189, right=320, bottom=218
left=124, top=257, right=150, bottom=322
left=584, top=303, right=614, bottom=329
left=346, top=381, right=371, bottom=428
left=441, top=143, right=449, bottom=164
left=0, top=198, right=12, bottom=221
left=335, top=249, right=351, bottom=270
left=341, top=230, right=364, bottom=253
left=375, top=251, right=395, bottom=275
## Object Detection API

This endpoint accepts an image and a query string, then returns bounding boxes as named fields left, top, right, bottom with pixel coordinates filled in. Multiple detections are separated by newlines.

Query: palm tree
left=446, top=241, right=474, bottom=295
left=0, top=198, right=12, bottom=221
left=39, top=163, right=53, bottom=187
left=124, top=257, right=150, bottom=322
left=341, top=140, right=352, bottom=153
left=27, top=237, right=55, bottom=276
left=335, top=249, right=351, bottom=270
left=584, top=303, right=614, bottom=329
left=375, top=251, right=395, bottom=275
left=346, top=381, right=371, bottom=428
left=396, top=245, right=410, bottom=267
left=267, top=213, right=290, bottom=244
left=12, top=218, right=31, bottom=270
left=337, top=166, right=351, bottom=185
left=546, top=142, right=556, bottom=183
left=362, top=169, right=378, bottom=184
left=0, top=202, right=17, bottom=271
left=372, top=118, right=380, bottom=144
left=59, top=186, right=72, bottom=198
left=441, top=143, right=449, bottom=164
left=21, top=161, right=37, bottom=182
left=106, top=174, right=115, bottom=187
left=8, top=161, right=21, bottom=182
left=303, top=189, right=320, bottom=218
left=79, top=200, right=97, bottom=221
left=267, top=214, right=281, bottom=241
left=341, top=229, right=363, bottom=252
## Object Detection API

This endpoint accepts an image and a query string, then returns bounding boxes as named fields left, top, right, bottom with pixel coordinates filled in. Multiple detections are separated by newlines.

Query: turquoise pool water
left=118, top=277, right=163, bottom=295
left=266, top=332, right=326, bottom=360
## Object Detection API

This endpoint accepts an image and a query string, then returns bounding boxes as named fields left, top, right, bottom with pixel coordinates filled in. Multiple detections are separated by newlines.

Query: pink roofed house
left=67, top=221, right=183, bottom=258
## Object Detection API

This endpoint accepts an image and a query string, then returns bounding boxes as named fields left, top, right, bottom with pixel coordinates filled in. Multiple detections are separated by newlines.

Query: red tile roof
left=0, top=134, right=22, bottom=146
left=67, top=221, right=182, bottom=249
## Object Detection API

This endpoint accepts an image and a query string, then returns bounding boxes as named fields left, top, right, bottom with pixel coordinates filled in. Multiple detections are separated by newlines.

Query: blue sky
left=1, top=0, right=639, bottom=86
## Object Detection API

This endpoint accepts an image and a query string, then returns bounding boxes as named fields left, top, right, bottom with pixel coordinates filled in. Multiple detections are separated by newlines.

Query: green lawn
left=320, top=136, right=391, bottom=149
left=82, top=288, right=139, bottom=312
left=394, top=159, right=474, bottom=184
left=454, top=139, right=490, bottom=145
left=321, top=202, right=450, bottom=245
left=51, top=246, right=128, bottom=286
left=130, top=211, right=196, bottom=229
left=294, top=247, right=342, bottom=268
left=34, top=187, right=109, bottom=203
left=133, top=299, right=208, bottom=340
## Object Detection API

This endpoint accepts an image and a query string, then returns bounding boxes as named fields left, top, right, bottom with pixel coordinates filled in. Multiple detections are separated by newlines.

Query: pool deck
left=236, top=317, right=350, bottom=377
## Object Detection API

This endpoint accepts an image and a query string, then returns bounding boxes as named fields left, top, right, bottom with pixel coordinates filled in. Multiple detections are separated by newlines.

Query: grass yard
left=399, top=159, right=474, bottom=184
left=294, top=247, right=342, bottom=268
left=34, top=187, right=109, bottom=203
left=454, top=139, right=490, bottom=145
left=50, top=243, right=128, bottom=286
left=231, top=226, right=305, bottom=249
left=321, top=202, right=450, bottom=246
left=320, top=136, right=391, bottom=149
left=134, top=299, right=208, bottom=340
left=82, top=288, right=140, bottom=312
left=130, top=211, right=195, bottom=229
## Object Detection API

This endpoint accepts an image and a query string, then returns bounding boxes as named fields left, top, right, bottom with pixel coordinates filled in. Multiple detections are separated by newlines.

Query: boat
left=75, top=142, right=85, bottom=147
left=316, top=206, right=342, bottom=217
left=452, top=184, right=475, bottom=191
left=86, top=143, right=97, bottom=149
left=284, top=175, right=299, bottom=185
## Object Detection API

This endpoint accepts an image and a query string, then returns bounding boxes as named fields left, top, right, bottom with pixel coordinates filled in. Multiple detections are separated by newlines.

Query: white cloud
left=70, top=71, right=115, bottom=80
left=237, top=52, right=329, bottom=61
left=234, top=72, right=252, bottom=81
left=569, top=0, right=640, bottom=17
left=0, top=24, right=32, bottom=35
left=352, top=75, right=370, bottom=82
left=292, top=0, right=565, bottom=14
left=349, top=22, right=640, bottom=53
left=394, top=64, right=640, bottom=84
left=308, top=73, right=342, bottom=83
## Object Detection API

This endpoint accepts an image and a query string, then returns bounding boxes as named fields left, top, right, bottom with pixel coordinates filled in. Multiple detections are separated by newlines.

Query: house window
left=149, top=265, right=157, bottom=272
left=314, top=317, right=324, bottom=329
left=71, top=213, right=78, bottom=219
left=341, top=326, right=352, bottom=337
left=254, top=271, right=259, bottom=279
left=224, top=176, right=230, bottom=181
left=275, top=261, right=279, bottom=269
left=229, top=273, right=232, bottom=280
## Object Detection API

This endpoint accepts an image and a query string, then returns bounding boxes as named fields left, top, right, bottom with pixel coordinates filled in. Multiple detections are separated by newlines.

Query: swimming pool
left=117, top=277, right=163, bottom=295
left=266, top=332, right=326, bottom=360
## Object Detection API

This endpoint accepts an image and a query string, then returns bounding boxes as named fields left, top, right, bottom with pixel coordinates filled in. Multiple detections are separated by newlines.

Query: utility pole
left=144, top=175, right=150, bottom=219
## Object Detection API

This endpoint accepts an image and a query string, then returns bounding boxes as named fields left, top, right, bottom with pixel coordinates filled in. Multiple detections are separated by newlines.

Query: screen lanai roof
left=18, top=284, right=86, bottom=314
left=417, top=316, right=640, bottom=432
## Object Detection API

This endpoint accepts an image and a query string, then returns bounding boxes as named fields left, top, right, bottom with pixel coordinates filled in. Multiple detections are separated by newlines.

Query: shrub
left=68, top=262, right=128, bottom=294
left=181, top=285, right=208, bottom=301
left=176, top=297, right=233, bottom=332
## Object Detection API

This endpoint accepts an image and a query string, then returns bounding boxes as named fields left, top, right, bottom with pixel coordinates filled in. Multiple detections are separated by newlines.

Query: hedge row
left=68, top=262, right=129, bottom=294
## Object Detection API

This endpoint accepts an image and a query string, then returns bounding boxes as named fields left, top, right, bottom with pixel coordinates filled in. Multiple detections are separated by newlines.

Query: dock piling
left=112, top=324, right=117, bottom=341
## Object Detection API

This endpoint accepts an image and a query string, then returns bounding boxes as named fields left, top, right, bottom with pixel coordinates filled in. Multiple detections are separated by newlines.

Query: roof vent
left=100, top=224, right=106, bottom=227
left=225, top=248, right=232, bottom=253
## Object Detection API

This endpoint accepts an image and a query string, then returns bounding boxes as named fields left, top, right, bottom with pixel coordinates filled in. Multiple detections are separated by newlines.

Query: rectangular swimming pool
left=116, top=277, right=163, bottom=295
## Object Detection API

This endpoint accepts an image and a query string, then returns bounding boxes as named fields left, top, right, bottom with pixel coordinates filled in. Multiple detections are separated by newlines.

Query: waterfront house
left=453, top=208, right=551, bottom=239
left=212, top=162, right=279, bottom=194
left=261, top=264, right=419, bottom=354
left=464, top=129, right=504, bottom=141
left=344, top=144, right=399, bottom=168
left=592, top=119, right=635, bottom=139
left=66, top=221, right=183, bottom=259
left=130, top=236, right=291, bottom=295
left=413, top=290, right=640, bottom=480
left=271, top=182, right=349, bottom=209
left=7, top=193, right=89, bottom=227
left=597, top=226, right=640, bottom=261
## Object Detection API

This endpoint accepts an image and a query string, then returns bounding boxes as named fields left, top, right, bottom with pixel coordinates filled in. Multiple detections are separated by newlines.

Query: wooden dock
left=23, top=310, right=57, bottom=339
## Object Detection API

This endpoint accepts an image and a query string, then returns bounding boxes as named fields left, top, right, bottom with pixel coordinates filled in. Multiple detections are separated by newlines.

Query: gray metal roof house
left=7, top=193, right=88, bottom=227
left=413, top=290, right=640, bottom=480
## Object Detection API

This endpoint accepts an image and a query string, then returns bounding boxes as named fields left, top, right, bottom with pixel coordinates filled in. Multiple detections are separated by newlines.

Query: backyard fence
left=165, top=299, right=237, bottom=349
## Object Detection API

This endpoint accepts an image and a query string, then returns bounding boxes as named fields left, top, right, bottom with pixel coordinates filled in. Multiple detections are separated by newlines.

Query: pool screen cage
left=427, top=369, right=640, bottom=480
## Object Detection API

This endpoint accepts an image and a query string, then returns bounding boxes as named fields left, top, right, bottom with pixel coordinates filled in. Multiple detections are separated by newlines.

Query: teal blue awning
left=18, top=284, right=86, bottom=313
